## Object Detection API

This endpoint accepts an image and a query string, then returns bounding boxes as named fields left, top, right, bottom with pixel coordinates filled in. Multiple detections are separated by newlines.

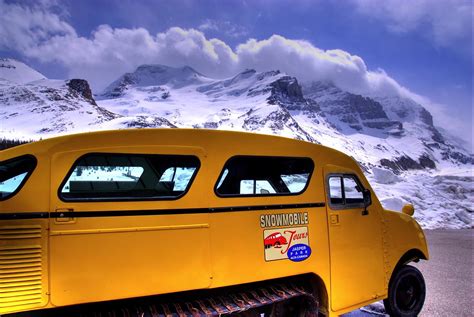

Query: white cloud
left=350, top=0, right=473, bottom=50
left=198, top=19, right=249, bottom=38
left=14, top=24, right=239, bottom=89
left=0, top=0, right=469, bottom=142
left=0, top=1, right=429, bottom=99
left=234, top=36, right=405, bottom=97
left=25, top=25, right=412, bottom=101
left=0, top=0, right=75, bottom=52
left=198, top=19, right=219, bottom=31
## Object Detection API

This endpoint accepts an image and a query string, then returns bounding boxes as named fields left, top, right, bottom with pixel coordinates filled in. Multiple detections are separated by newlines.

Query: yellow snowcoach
left=0, top=129, right=428, bottom=316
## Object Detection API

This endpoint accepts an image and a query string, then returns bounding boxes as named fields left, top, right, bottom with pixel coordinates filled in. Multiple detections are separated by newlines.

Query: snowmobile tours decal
left=263, top=226, right=310, bottom=262
left=260, top=212, right=308, bottom=228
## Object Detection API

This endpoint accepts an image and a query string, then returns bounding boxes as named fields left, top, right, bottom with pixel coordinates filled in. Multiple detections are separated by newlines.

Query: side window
left=160, top=167, right=196, bottom=191
left=328, top=176, right=343, bottom=204
left=0, top=155, right=37, bottom=201
left=240, top=180, right=277, bottom=194
left=328, top=174, right=365, bottom=207
left=344, top=176, right=364, bottom=204
left=60, top=153, right=199, bottom=201
left=215, top=156, right=314, bottom=196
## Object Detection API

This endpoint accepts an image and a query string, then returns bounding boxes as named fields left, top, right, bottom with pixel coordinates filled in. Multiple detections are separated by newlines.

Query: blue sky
left=0, top=0, right=472, bottom=142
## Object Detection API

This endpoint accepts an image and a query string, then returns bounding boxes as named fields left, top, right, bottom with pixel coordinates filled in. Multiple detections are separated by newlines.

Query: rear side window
left=328, top=174, right=364, bottom=207
left=0, top=155, right=37, bottom=201
left=60, top=153, right=200, bottom=201
left=215, top=156, right=314, bottom=196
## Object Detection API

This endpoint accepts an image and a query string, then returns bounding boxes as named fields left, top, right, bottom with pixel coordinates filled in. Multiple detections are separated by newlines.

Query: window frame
left=214, top=155, right=314, bottom=198
left=58, top=152, right=201, bottom=202
left=0, top=154, right=37, bottom=201
left=326, top=173, right=366, bottom=210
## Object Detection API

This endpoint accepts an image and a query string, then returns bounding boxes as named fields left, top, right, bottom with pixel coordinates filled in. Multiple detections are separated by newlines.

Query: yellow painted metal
left=0, top=129, right=429, bottom=316
left=47, top=144, right=212, bottom=307
left=402, top=204, right=415, bottom=216
left=323, top=164, right=385, bottom=311
left=49, top=223, right=210, bottom=236
left=0, top=226, right=49, bottom=314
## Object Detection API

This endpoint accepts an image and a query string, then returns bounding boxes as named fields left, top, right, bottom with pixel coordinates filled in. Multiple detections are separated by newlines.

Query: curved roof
left=1, top=128, right=347, bottom=161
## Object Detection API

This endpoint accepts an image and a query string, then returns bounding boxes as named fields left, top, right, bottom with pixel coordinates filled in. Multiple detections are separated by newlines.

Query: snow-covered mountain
left=301, top=81, right=471, bottom=169
left=0, top=76, right=118, bottom=136
left=98, top=65, right=317, bottom=142
left=0, top=58, right=46, bottom=84
left=1, top=59, right=472, bottom=229
left=102, top=64, right=211, bottom=98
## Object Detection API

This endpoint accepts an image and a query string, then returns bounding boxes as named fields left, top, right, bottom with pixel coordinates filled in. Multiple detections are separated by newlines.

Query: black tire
left=383, top=265, right=426, bottom=317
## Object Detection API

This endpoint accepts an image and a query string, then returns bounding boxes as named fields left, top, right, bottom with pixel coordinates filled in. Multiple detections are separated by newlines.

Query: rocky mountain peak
left=303, top=81, right=402, bottom=135
left=67, top=79, right=96, bottom=105
left=197, top=68, right=284, bottom=98
left=102, top=64, right=209, bottom=98
left=135, top=64, right=202, bottom=77
left=241, top=68, right=257, bottom=75
left=269, top=76, right=304, bottom=102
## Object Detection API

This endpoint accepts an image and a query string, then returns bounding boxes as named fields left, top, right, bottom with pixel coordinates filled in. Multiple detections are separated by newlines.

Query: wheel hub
left=396, top=276, right=419, bottom=311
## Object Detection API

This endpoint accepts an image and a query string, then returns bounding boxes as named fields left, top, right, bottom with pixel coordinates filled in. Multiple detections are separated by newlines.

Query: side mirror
left=362, top=189, right=371, bottom=216
left=402, top=204, right=415, bottom=216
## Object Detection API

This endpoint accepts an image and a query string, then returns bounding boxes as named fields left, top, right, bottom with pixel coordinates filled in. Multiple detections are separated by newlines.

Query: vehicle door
left=323, top=165, right=385, bottom=312
left=209, top=155, right=329, bottom=288
left=48, top=146, right=211, bottom=307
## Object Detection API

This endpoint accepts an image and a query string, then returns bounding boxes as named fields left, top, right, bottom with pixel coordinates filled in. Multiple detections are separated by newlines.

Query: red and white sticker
left=263, top=226, right=309, bottom=261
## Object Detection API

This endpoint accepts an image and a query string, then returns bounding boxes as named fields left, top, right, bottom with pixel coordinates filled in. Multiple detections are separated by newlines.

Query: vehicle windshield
left=0, top=155, right=37, bottom=200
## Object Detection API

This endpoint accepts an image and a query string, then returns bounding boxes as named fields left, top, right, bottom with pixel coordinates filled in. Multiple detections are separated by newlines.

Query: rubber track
left=72, top=283, right=319, bottom=317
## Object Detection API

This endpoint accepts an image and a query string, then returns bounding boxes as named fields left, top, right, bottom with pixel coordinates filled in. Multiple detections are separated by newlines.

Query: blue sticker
left=288, top=244, right=311, bottom=262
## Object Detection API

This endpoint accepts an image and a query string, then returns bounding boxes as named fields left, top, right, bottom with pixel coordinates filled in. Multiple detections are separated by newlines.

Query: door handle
left=55, top=208, right=75, bottom=223
left=330, top=214, right=340, bottom=226
left=362, top=207, right=369, bottom=216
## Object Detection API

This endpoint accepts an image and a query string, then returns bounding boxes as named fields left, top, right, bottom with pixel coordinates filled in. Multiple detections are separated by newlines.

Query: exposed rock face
left=0, top=77, right=119, bottom=134
left=380, top=154, right=437, bottom=172
left=121, top=116, right=176, bottom=128
left=302, top=81, right=403, bottom=135
left=419, top=154, right=437, bottom=169
left=67, top=79, right=96, bottom=104
left=102, top=74, right=135, bottom=98
left=419, top=107, right=434, bottom=126
left=269, top=76, right=305, bottom=103
left=441, top=149, right=473, bottom=164
left=242, top=106, right=316, bottom=143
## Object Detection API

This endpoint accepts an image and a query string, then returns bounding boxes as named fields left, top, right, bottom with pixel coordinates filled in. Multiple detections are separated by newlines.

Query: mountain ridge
left=0, top=58, right=46, bottom=84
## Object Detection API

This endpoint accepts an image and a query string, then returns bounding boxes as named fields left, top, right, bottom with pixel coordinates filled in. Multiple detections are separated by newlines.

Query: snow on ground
left=372, top=167, right=401, bottom=184
left=368, top=170, right=473, bottom=229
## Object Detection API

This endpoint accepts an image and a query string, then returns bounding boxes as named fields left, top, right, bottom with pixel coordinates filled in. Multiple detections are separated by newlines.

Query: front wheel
left=383, top=265, right=426, bottom=317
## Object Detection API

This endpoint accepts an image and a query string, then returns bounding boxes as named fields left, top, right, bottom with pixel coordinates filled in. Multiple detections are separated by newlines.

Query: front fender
left=383, top=209, right=429, bottom=280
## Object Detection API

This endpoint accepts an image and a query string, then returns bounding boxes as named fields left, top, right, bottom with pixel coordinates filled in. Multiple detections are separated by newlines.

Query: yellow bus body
left=0, top=129, right=429, bottom=316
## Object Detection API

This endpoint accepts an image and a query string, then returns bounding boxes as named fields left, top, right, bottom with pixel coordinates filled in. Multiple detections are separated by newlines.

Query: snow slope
left=98, top=66, right=316, bottom=142
left=0, top=77, right=118, bottom=138
left=1, top=61, right=472, bottom=229
left=0, top=58, right=46, bottom=84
